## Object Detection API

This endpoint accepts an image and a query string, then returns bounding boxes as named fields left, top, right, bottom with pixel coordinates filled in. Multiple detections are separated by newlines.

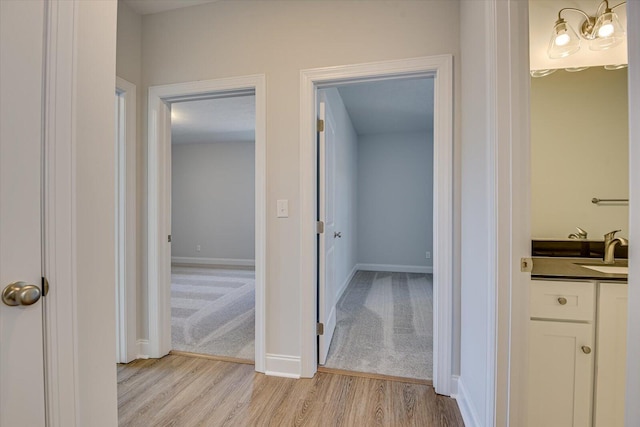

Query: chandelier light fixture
left=548, top=0, right=626, bottom=59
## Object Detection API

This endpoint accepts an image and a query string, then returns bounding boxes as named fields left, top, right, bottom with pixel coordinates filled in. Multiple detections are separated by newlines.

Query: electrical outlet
left=196, top=245, right=201, bottom=252
left=426, top=251, right=431, bottom=259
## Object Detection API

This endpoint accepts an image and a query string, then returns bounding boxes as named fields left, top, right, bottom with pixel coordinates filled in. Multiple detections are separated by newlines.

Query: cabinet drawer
left=531, top=280, right=595, bottom=321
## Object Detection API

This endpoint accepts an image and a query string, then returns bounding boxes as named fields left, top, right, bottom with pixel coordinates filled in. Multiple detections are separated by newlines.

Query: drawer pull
left=581, top=346, right=592, bottom=354
left=557, top=297, right=567, bottom=305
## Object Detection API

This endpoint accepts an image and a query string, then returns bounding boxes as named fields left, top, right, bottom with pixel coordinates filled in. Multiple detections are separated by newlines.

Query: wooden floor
left=118, top=355, right=464, bottom=426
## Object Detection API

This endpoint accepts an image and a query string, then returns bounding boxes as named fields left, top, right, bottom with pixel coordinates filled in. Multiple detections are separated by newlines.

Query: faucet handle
left=604, top=229, right=622, bottom=240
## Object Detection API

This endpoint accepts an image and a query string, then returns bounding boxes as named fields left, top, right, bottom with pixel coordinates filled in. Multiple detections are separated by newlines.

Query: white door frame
left=147, top=75, right=267, bottom=372
left=299, top=55, right=454, bottom=394
left=115, top=77, right=137, bottom=364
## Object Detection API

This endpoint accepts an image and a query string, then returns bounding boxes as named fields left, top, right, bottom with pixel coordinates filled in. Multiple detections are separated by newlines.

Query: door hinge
left=316, top=221, right=324, bottom=234
left=521, top=257, right=533, bottom=272
left=317, top=119, right=324, bottom=132
left=168, top=234, right=172, bottom=243
left=317, top=322, right=324, bottom=335
left=42, top=277, right=49, bottom=297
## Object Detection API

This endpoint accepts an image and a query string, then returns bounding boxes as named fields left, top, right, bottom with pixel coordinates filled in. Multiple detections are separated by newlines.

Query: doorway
left=316, top=79, right=435, bottom=381
left=147, top=76, right=266, bottom=372
left=169, top=95, right=257, bottom=361
left=300, top=56, right=454, bottom=395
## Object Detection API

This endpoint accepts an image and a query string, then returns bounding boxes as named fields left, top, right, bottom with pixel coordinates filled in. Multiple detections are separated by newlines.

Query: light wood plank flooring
left=118, top=355, right=463, bottom=426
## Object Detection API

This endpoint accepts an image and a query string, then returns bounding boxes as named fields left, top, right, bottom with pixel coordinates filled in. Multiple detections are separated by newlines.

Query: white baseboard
left=453, top=377, right=481, bottom=427
left=356, top=263, right=433, bottom=274
left=336, top=264, right=358, bottom=301
left=136, top=339, right=150, bottom=359
left=171, top=256, right=255, bottom=267
left=265, top=353, right=301, bottom=378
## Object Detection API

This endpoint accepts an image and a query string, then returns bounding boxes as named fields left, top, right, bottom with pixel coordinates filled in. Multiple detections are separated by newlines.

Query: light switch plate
left=277, top=199, right=289, bottom=218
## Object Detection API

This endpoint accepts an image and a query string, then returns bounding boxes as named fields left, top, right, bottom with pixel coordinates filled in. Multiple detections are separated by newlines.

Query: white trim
left=355, top=263, right=433, bottom=274
left=626, top=0, right=640, bottom=423
left=171, top=257, right=255, bottom=267
left=115, top=77, right=137, bottom=364
left=136, top=340, right=150, bottom=359
left=42, top=1, right=80, bottom=425
left=299, top=56, right=454, bottom=395
left=265, top=354, right=302, bottom=378
left=454, top=378, right=482, bottom=427
left=147, top=75, right=267, bottom=373
left=336, top=264, right=357, bottom=303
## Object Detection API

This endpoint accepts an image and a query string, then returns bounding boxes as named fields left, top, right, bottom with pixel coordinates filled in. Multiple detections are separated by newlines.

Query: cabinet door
left=528, top=320, right=594, bottom=427
left=594, top=283, right=628, bottom=427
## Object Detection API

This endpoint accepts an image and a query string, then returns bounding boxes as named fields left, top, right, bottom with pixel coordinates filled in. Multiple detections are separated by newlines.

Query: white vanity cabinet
left=594, top=282, right=628, bottom=426
left=528, top=279, right=628, bottom=427
left=528, top=280, right=595, bottom=427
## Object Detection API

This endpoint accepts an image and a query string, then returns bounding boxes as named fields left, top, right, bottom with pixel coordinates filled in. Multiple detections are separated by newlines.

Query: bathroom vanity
left=529, top=257, right=627, bottom=427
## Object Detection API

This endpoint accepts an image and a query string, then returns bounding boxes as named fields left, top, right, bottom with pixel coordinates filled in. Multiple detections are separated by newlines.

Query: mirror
left=530, top=66, right=629, bottom=240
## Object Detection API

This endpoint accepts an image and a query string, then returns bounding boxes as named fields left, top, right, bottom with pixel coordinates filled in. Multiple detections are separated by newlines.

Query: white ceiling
left=171, top=95, right=255, bottom=144
left=336, top=78, right=434, bottom=136
left=122, top=0, right=220, bottom=16
left=529, top=0, right=628, bottom=71
left=170, top=79, right=434, bottom=144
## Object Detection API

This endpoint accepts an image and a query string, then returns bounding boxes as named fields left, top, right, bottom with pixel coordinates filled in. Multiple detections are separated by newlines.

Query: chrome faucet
left=603, top=229, right=628, bottom=264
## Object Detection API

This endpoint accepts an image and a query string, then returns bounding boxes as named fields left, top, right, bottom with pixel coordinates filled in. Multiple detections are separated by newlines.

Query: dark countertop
left=532, top=257, right=628, bottom=282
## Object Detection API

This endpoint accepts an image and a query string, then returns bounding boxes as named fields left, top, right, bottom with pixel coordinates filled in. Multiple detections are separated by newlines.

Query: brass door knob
left=581, top=346, right=592, bottom=354
left=558, top=297, right=567, bottom=305
left=2, top=281, right=41, bottom=307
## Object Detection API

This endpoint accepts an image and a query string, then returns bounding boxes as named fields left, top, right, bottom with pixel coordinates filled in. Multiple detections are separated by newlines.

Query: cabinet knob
left=557, top=297, right=567, bottom=305
left=581, top=346, right=592, bottom=354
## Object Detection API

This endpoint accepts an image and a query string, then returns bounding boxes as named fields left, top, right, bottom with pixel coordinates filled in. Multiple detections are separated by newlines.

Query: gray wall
left=137, top=0, right=461, bottom=365
left=319, top=88, right=359, bottom=298
left=171, top=141, right=255, bottom=262
left=357, top=132, right=433, bottom=268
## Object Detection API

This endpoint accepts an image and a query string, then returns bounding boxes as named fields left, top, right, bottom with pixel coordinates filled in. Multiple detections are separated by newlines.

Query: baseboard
left=136, top=339, right=150, bottom=359
left=336, top=264, right=358, bottom=301
left=453, top=377, right=481, bottom=427
left=171, top=256, right=255, bottom=267
left=265, top=353, right=301, bottom=378
left=356, top=263, right=433, bottom=274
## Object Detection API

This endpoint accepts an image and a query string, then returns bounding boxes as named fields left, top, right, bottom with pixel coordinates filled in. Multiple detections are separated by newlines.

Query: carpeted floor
left=324, top=270, right=433, bottom=380
left=170, top=265, right=255, bottom=360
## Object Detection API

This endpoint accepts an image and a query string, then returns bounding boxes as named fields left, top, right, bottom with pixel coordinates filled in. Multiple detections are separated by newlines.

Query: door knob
left=581, top=346, right=592, bottom=354
left=2, top=281, right=41, bottom=307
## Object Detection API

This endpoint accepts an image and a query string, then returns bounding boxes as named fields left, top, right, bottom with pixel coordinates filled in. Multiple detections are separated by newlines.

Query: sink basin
left=579, top=265, right=628, bottom=275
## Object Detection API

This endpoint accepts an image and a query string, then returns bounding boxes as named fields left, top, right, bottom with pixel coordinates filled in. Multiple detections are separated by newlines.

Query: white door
left=318, top=101, right=338, bottom=365
left=0, top=0, right=47, bottom=425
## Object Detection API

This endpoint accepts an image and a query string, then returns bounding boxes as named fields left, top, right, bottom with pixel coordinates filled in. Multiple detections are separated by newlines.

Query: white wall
left=171, top=141, right=255, bottom=263
left=459, top=0, right=493, bottom=424
left=76, top=0, right=119, bottom=424
left=116, top=0, right=147, bottom=340
left=625, top=0, right=640, bottom=423
left=318, top=88, right=359, bottom=300
left=531, top=67, right=629, bottom=239
left=140, top=0, right=461, bottom=367
left=357, top=132, right=433, bottom=269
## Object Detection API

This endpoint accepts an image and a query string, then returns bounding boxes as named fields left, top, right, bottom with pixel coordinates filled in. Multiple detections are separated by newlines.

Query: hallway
left=117, top=355, right=462, bottom=426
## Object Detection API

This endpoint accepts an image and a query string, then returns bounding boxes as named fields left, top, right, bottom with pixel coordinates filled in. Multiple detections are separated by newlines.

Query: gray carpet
left=324, top=270, right=433, bottom=380
left=171, top=265, right=255, bottom=360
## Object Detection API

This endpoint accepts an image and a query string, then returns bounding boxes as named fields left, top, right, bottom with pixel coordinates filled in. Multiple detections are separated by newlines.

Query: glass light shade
left=590, top=11, right=625, bottom=51
left=548, top=20, right=581, bottom=59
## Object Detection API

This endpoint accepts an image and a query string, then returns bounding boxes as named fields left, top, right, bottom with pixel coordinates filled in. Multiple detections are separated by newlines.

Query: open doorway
left=147, top=76, right=266, bottom=372
left=299, top=56, right=454, bottom=395
left=169, top=95, right=256, bottom=361
left=316, top=79, right=434, bottom=381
